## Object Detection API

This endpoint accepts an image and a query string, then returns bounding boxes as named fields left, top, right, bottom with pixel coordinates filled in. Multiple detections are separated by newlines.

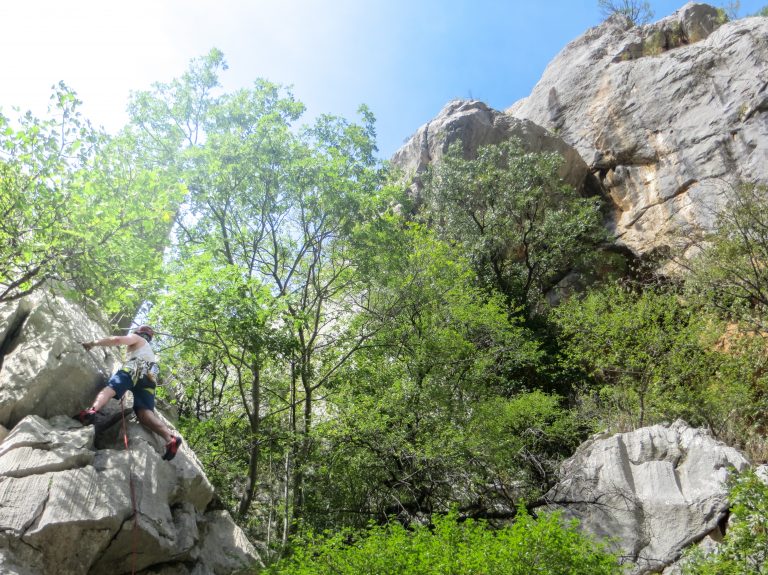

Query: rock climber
left=77, top=325, right=183, bottom=461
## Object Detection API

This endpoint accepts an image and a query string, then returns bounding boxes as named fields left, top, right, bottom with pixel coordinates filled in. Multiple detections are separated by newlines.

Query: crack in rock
left=0, top=305, right=31, bottom=373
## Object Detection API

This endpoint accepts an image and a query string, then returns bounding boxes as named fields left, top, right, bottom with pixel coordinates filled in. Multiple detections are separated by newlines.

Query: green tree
left=421, top=139, right=606, bottom=318
left=683, top=470, right=768, bottom=574
left=137, top=50, right=384, bottom=544
left=553, top=283, right=753, bottom=432
left=597, top=0, right=654, bottom=25
left=0, top=83, right=182, bottom=319
left=685, top=183, right=768, bottom=331
left=0, top=84, right=93, bottom=302
left=305, top=217, right=580, bottom=527
left=675, top=181, right=768, bottom=456
left=151, top=254, right=288, bottom=522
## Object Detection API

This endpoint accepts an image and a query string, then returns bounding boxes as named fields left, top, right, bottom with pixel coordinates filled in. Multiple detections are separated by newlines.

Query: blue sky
left=1, top=1, right=765, bottom=158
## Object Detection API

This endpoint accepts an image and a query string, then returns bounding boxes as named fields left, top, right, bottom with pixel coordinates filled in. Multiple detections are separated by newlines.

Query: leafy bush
left=421, top=139, right=606, bottom=318
left=466, top=391, right=586, bottom=499
left=597, top=0, right=654, bottom=25
left=684, top=183, right=768, bottom=332
left=553, top=283, right=756, bottom=434
left=263, top=509, right=622, bottom=575
left=0, top=83, right=181, bottom=316
left=683, top=470, right=768, bottom=574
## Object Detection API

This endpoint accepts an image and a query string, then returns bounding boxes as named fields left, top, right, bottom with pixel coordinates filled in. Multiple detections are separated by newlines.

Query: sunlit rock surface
left=0, top=290, right=260, bottom=575
left=391, top=99, right=591, bottom=200
left=545, top=420, right=750, bottom=574
left=509, top=3, right=768, bottom=256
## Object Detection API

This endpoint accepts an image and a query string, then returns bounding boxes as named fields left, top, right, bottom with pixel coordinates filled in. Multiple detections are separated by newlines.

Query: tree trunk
left=238, top=363, right=262, bottom=518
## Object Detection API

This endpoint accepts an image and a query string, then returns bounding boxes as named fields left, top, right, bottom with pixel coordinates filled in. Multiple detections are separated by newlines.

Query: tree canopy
left=421, top=139, right=606, bottom=318
left=0, top=82, right=182, bottom=320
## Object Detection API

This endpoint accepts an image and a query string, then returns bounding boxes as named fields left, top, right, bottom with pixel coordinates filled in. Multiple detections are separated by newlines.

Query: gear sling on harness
left=122, top=357, right=160, bottom=387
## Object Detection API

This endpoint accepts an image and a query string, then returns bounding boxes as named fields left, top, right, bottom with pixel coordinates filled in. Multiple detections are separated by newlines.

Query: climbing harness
left=121, top=358, right=160, bottom=385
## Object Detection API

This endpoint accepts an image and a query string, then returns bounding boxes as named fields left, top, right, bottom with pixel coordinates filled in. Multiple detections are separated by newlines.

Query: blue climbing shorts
left=106, top=369, right=156, bottom=413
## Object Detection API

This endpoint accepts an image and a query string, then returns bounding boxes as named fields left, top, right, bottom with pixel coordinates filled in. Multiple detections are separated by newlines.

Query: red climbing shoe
left=75, top=408, right=97, bottom=425
left=163, top=435, right=183, bottom=461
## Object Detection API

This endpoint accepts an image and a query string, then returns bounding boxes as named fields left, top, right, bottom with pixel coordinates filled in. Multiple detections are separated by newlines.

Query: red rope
left=120, top=396, right=139, bottom=575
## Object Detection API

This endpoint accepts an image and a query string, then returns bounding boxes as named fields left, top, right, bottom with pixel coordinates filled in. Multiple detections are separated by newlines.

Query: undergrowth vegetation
left=264, top=509, right=622, bottom=575
left=683, top=471, right=768, bottom=574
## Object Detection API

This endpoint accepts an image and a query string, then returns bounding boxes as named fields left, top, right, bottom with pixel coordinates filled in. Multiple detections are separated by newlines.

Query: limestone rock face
left=509, top=3, right=768, bottom=256
left=660, top=463, right=768, bottom=575
left=0, top=288, right=120, bottom=428
left=0, top=290, right=260, bottom=575
left=545, top=421, right=750, bottom=574
left=391, top=99, right=590, bottom=198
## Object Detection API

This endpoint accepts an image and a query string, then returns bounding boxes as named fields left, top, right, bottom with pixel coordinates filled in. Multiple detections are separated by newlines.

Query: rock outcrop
left=0, top=289, right=120, bottom=429
left=0, top=289, right=260, bottom=575
left=391, top=99, right=591, bottom=200
left=392, top=6, right=768, bottom=261
left=509, top=3, right=768, bottom=256
left=545, top=420, right=750, bottom=574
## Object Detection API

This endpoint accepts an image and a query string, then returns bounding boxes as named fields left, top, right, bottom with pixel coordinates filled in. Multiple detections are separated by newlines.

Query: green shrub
left=262, top=509, right=622, bottom=575
left=683, top=470, right=768, bottom=574
left=553, top=283, right=756, bottom=435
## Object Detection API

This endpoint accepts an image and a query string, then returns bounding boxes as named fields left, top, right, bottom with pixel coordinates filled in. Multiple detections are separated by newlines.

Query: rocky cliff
left=0, top=288, right=260, bottom=575
left=386, top=6, right=768, bottom=572
left=394, top=3, right=768, bottom=261
left=510, top=2, right=768, bottom=257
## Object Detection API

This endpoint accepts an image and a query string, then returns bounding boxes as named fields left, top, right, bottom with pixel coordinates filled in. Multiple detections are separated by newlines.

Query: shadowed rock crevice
left=0, top=307, right=30, bottom=373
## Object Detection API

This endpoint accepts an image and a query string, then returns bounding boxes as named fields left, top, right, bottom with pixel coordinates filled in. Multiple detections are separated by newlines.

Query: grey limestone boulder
left=661, top=463, right=768, bottom=574
left=757, top=463, right=768, bottom=484
left=0, top=413, right=259, bottom=575
left=509, top=3, right=768, bottom=257
left=545, top=420, right=750, bottom=574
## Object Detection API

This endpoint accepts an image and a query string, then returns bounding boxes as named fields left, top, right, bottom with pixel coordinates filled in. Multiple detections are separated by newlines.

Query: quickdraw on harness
left=121, top=358, right=160, bottom=386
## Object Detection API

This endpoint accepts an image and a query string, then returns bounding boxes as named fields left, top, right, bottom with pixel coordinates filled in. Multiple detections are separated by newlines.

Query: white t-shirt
left=127, top=340, right=157, bottom=363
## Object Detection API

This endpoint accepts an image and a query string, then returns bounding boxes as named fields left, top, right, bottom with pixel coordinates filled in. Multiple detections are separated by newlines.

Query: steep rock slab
left=0, top=289, right=120, bottom=428
left=545, top=420, right=750, bottom=574
left=196, top=511, right=265, bottom=574
left=0, top=415, right=95, bottom=478
left=509, top=3, right=768, bottom=256
left=0, top=415, right=256, bottom=574
left=391, top=99, right=590, bottom=198
left=0, top=289, right=258, bottom=574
